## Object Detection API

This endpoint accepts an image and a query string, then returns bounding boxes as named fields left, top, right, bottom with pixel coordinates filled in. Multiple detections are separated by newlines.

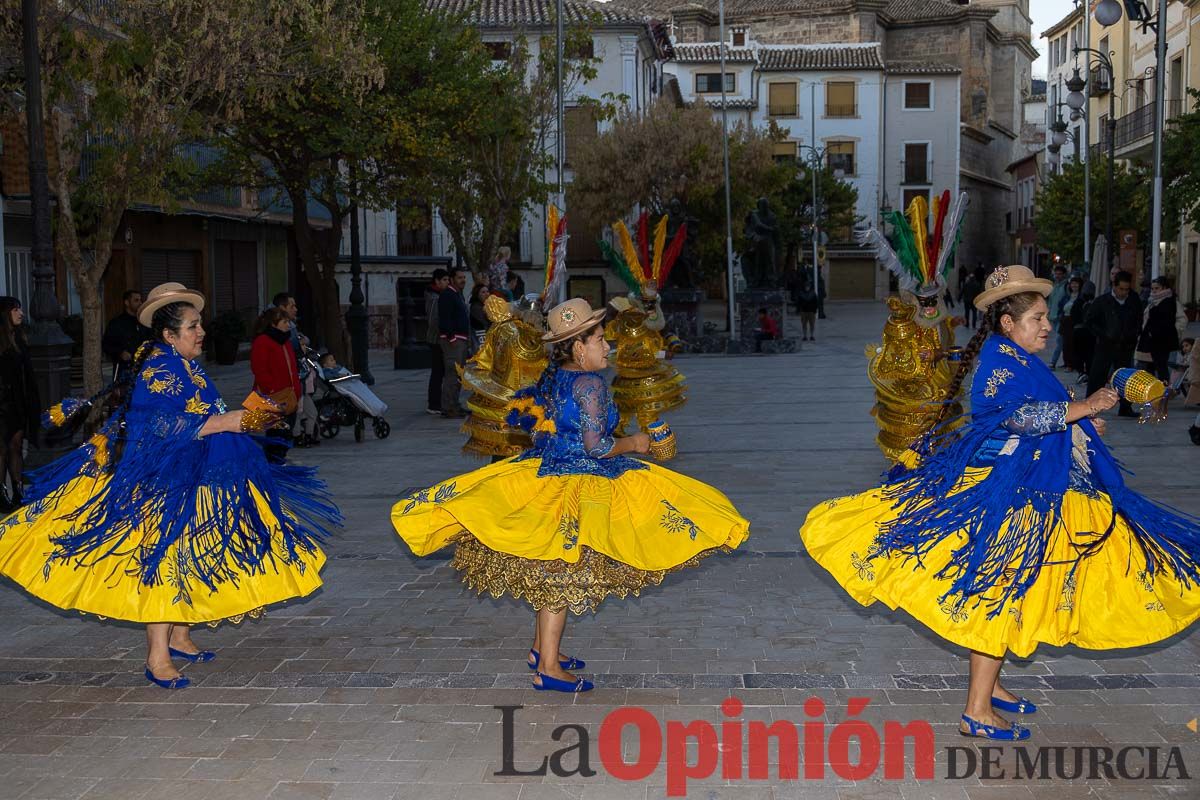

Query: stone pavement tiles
left=0, top=302, right=1196, bottom=799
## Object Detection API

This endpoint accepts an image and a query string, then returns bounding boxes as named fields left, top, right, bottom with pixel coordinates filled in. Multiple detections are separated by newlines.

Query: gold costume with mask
left=460, top=296, right=548, bottom=457
left=606, top=295, right=687, bottom=434
left=866, top=296, right=961, bottom=463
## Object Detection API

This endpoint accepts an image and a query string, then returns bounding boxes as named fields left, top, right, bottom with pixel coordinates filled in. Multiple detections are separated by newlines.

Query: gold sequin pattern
left=449, top=533, right=727, bottom=615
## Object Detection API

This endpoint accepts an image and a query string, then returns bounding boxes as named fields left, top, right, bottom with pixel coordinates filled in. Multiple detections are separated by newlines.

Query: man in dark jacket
left=101, top=290, right=152, bottom=381
left=1086, top=269, right=1142, bottom=417
left=437, top=268, right=470, bottom=418
left=424, top=269, right=449, bottom=415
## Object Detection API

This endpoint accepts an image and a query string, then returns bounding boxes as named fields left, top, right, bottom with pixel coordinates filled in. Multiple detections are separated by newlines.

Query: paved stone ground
left=0, top=303, right=1197, bottom=799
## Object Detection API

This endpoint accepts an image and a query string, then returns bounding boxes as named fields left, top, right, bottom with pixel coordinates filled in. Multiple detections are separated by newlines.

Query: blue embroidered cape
left=22, top=345, right=339, bottom=589
left=508, top=364, right=646, bottom=478
left=875, top=335, right=1200, bottom=617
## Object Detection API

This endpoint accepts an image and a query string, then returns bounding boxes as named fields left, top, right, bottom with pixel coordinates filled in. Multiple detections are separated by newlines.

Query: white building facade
left=668, top=35, right=961, bottom=299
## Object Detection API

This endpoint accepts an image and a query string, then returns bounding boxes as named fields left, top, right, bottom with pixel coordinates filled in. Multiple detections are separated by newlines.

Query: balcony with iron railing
left=768, top=103, right=799, bottom=118
left=1114, top=99, right=1184, bottom=153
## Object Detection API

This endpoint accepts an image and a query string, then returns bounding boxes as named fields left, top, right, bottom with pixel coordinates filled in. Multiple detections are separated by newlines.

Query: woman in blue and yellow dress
left=801, top=265, right=1200, bottom=740
left=392, top=298, right=749, bottom=693
left=0, top=283, right=338, bottom=689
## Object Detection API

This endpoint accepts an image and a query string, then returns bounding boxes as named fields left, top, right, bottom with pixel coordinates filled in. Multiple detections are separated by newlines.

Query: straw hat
left=542, top=298, right=606, bottom=343
left=139, top=282, right=206, bottom=327
left=973, top=265, right=1053, bottom=311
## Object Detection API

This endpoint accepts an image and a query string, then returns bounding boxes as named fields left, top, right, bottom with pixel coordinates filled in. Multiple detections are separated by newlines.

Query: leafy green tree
left=569, top=99, right=786, bottom=285
left=776, top=162, right=859, bottom=273
left=0, top=0, right=325, bottom=394
left=1163, top=88, right=1200, bottom=240
left=1034, top=157, right=1148, bottom=265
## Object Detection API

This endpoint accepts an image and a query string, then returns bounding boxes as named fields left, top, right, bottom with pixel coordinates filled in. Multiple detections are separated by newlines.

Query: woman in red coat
left=250, top=307, right=301, bottom=462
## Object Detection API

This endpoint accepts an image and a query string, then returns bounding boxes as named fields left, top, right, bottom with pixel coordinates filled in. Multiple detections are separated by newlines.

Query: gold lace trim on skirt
left=450, top=532, right=725, bottom=615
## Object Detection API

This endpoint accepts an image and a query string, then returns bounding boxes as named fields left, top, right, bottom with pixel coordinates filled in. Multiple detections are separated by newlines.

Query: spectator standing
left=1069, top=278, right=1094, bottom=383
left=273, top=293, right=311, bottom=440
left=961, top=269, right=983, bottom=328
left=0, top=297, right=38, bottom=510
left=482, top=247, right=511, bottom=297
left=1046, top=264, right=1068, bottom=369
left=101, top=290, right=152, bottom=382
left=251, top=307, right=302, bottom=463
left=438, top=268, right=471, bottom=418
left=1086, top=270, right=1142, bottom=417
left=469, top=284, right=492, bottom=350
left=795, top=281, right=819, bottom=341
left=1058, top=275, right=1083, bottom=372
left=1136, top=275, right=1180, bottom=382
left=424, top=269, right=449, bottom=415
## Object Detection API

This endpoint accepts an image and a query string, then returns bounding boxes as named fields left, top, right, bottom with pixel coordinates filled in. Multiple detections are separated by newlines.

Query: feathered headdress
left=540, top=205, right=569, bottom=309
left=857, top=190, right=968, bottom=297
left=597, top=210, right=688, bottom=296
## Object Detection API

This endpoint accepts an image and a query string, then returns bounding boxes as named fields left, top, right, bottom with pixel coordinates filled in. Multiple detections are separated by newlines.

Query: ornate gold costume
left=606, top=295, right=686, bottom=433
left=866, top=296, right=961, bottom=462
left=460, top=297, right=548, bottom=457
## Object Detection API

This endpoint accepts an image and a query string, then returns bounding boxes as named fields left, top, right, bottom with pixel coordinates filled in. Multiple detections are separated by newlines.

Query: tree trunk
left=78, top=274, right=104, bottom=397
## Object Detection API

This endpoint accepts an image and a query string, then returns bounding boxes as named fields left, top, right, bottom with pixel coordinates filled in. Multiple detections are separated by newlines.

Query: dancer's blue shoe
left=991, top=695, right=1037, bottom=714
left=144, top=667, right=190, bottom=690
left=169, top=647, right=216, bottom=663
left=527, top=648, right=585, bottom=671
left=960, top=714, right=1030, bottom=740
left=532, top=672, right=593, bottom=693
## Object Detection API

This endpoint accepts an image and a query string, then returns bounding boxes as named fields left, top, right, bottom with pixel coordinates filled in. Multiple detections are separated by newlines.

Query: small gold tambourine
left=241, top=391, right=286, bottom=433
left=646, top=419, right=677, bottom=461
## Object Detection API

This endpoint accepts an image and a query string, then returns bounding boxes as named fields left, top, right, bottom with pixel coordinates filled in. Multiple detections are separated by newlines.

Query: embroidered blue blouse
left=21, top=344, right=339, bottom=588
left=514, top=366, right=647, bottom=478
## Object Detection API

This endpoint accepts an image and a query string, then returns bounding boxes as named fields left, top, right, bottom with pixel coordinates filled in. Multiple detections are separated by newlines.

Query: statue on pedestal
left=665, top=199, right=698, bottom=289
left=743, top=197, right=780, bottom=289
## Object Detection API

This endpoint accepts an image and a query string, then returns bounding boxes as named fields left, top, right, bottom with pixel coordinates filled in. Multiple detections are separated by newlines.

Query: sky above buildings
left=1031, top=0, right=1078, bottom=78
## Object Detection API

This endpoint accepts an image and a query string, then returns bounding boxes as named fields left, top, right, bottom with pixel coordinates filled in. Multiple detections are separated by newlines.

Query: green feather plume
left=598, top=239, right=643, bottom=295
left=886, top=210, right=923, bottom=284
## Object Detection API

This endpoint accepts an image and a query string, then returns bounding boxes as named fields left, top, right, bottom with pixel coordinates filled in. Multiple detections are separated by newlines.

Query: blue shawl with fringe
left=21, top=345, right=339, bottom=592
left=874, top=335, right=1200, bottom=617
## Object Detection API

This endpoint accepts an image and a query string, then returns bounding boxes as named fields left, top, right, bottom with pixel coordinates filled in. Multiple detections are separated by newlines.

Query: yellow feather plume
left=650, top=216, right=668, bottom=286
left=613, top=221, right=643, bottom=277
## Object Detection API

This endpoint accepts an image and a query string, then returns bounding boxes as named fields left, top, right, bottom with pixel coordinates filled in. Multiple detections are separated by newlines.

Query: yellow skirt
left=0, top=474, right=325, bottom=625
left=392, top=457, right=748, bottom=614
left=800, top=474, right=1200, bottom=658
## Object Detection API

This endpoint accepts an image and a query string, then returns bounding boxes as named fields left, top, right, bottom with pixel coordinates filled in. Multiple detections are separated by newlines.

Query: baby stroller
left=305, top=354, right=392, bottom=442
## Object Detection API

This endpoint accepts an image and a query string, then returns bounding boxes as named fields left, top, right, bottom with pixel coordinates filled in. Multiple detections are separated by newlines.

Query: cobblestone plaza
left=0, top=303, right=1196, bottom=799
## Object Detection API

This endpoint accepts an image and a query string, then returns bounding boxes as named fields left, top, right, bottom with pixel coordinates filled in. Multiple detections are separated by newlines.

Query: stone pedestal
left=736, top=288, right=789, bottom=343
left=659, top=287, right=705, bottom=341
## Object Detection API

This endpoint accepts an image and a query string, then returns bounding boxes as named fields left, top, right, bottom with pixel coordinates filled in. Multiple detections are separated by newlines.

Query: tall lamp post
left=797, top=145, right=827, bottom=312
left=21, top=0, right=73, bottom=460
left=717, top=0, right=737, bottom=339
left=1093, top=0, right=1167, bottom=279
left=1066, top=49, right=1116, bottom=276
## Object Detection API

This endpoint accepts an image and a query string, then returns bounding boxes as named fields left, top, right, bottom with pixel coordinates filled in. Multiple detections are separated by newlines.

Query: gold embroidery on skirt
left=449, top=532, right=727, bottom=615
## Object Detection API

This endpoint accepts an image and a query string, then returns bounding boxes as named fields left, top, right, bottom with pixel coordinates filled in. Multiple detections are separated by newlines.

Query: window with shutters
left=772, top=141, right=797, bottom=162
left=484, top=41, right=512, bottom=61
left=212, top=240, right=260, bottom=313
left=904, top=81, right=932, bottom=110
left=140, top=250, right=200, bottom=295
left=903, top=143, right=930, bottom=184
left=768, top=83, right=797, bottom=117
left=825, top=82, right=856, bottom=117
left=826, top=141, right=855, bottom=176
left=695, top=73, right=735, bottom=93
left=563, top=105, right=598, bottom=168
left=732, top=30, right=745, bottom=47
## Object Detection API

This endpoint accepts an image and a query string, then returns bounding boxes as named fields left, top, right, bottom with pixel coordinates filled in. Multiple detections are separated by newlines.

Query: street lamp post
left=1092, top=0, right=1168, bottom=279
left=717, top=0, right=737, bottom=340
left=798, top=144, right=826, bottom=324
left=1067, top=50, right=1116, bottom=276
left=1049, top=102, right=1090, bottom=271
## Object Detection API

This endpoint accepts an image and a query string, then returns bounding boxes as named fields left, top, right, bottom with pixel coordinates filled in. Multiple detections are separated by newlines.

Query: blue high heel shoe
left=533, top=672, right=593, bottom=693
left=144, top=667, right=190, bottom=690
left=527, top=648, right=585, bottom=671
left=960, top=714, right=1030, bottom=740
left=168, top=646, right=216, bottom=663
left=991, top=695, right=1037, bottom=714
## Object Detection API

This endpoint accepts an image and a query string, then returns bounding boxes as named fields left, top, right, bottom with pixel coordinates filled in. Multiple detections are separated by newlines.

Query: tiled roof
left=884, top=61, right=960, bottom=75
left=758, top=45, right=883, bottom=71
left=883, top=0, right=973, bottom=23
left=673, top=43, right=756, bottom=63
left=425, top=0, right=644, bottom=27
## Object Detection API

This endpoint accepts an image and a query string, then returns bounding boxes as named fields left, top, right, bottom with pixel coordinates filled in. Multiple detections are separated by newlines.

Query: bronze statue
left=744, top=197, right=780, bottom=288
